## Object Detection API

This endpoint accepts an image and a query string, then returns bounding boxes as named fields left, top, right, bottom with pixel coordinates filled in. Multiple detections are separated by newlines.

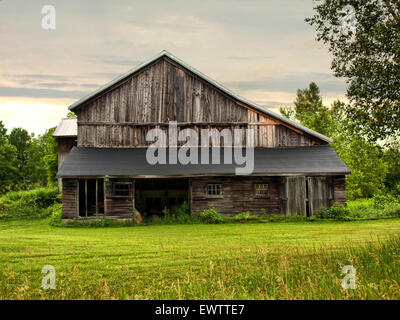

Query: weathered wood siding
left=58, top=137, right=77, bottom=169
left=283, top=177, right=306, bottom=216
left=190, top=176, right=282, bottom=216
left=308, top=176, right=333, bottom=215
left=62, top=179, right=78, bottom=218
left=333, top=175, right=346, bottom=205
left=104, top=179, right=134, bottom=217
left=57, top=137, right=77, bottom=191
left=75, top=57, right=324, bottom=148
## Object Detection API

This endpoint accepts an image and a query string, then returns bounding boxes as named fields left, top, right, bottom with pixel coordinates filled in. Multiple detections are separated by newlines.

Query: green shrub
left=234, top=211, right=260, bottom=222
left=175, top=201, right=190, bottom=217
left=48, top=203, right=63, bottom=226
left=199, top=208, right=224, bottom=224
left=373, top=194, right=399, bottom=209
left=142, top=202, right=200, bottom=225
left=381, top=202, right=400, bottom=218
left=319, top=204, right=350, bottom=220
left=346, top=197, right=400, bottom=220
left=393, top=182, right=400, bottom=197
left=315, top=207, right=327, bottom=219
left=290, top=213, right=309, bottom=222
left=265, top=214, right=286, bottom=222
left=162, top=206, right=170, bottom=218
left=144, top=214, right=201, bottom=225
left=1, top=187, right=58, bottom=208
left=60, top=218, right=137, bottom=228
left=262, top=214, right=309, bottom=223
left=0, top=187, right=59, bottom=219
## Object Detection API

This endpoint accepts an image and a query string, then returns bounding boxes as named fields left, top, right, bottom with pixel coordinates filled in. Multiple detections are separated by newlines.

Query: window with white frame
left=207, top=184, right=222, bottom=196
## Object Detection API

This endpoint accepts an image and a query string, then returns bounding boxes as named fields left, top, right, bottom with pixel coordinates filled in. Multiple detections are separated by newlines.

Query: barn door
left=283, top=177, right=306, bottom=216
left=307, top=177, right=333, bottom=215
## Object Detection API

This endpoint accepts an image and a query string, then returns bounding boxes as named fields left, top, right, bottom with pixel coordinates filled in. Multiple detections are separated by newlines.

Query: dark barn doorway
left=135, top=179, right=189, bottom=217
left=78, top=179, right=104, bottom=217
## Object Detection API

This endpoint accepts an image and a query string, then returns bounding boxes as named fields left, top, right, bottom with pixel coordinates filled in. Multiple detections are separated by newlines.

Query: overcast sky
left=0, top=0, right=348, bottom=134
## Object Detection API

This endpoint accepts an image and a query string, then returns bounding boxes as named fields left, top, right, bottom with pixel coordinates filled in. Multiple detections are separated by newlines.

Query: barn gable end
left=74, top=54, right=327, bottom=148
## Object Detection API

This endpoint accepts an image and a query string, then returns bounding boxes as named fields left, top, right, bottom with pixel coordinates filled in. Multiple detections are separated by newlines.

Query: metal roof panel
left=53, top=118, right=77, bottom=137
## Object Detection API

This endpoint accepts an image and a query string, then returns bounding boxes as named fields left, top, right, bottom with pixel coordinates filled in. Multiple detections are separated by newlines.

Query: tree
left=333, top=135, right=388, bottom=200
left=280, top=82, right=390, bottom=199
left=280, top=82, right=338, bottom=137
left=66, top=111, right=77, bottom=118
left=25, top=138, right=47, bottom=187
left=0, top=122, right=58, bottom=193
left=307, top=0, right=400, bottom=141
left=382, top=146, right=400, bottom=195
left=24, top=127, right=58, bottom=187
left=0, top=136, right=18, bottom=194
left=0, top=121, right=7, bottom=138
left=8, top=128, right=32, bottom=188
left=8, top=128, right=31, bottom=170
left=40, top=127, right=58, bottom=185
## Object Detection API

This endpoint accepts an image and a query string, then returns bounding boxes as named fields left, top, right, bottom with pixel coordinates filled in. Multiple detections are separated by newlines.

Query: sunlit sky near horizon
left=0, top=0, right=348, bottom=135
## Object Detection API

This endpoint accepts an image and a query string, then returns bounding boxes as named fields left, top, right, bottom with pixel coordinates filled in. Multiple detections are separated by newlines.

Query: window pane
left=207, top=184, right=221, bottom=195
left=255, top=184, right=268, bottom=195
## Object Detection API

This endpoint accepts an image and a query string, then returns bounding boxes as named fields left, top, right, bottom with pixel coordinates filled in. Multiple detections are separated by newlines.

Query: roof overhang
left=58, top=146, right=350, bottom=178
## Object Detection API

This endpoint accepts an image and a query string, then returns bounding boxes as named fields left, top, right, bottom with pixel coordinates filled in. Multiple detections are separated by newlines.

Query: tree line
left=298, top=0, right=400, bottom=199
left=281, top=82, right=400, bottom=200
left=0, top=121, right=57, bottom=194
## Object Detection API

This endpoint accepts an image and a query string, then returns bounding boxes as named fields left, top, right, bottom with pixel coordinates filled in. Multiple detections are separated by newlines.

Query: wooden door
left=307, top=177, right=333, bottom=215
left=283, top=177, right=306, bottom=216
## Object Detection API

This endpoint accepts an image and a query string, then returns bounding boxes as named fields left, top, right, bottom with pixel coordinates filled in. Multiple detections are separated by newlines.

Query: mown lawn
left=0, top=218, right=399, bottom=299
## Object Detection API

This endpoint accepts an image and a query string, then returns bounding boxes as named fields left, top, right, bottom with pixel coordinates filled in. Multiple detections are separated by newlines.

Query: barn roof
left=53, top=118, right=77, bottom=137
left=68, top=50, right=332, bottom=143
left=58, top=146, right=350, bottom=177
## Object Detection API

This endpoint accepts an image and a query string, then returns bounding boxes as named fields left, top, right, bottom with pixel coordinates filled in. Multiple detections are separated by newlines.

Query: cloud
left=224, top=72, right=348, bottom=95
left=80, top=83, right=102, bottom=88
left=16, top=74, right=66, bottom=81
left=93, top=72, right=123, bottom=79
left=0, top=86, right=90, bottom=99
left=102, top=59, right=142, bottom=66
left=4, top=75, right=102, bottom=91
left=34, top=82, right=101, bottom=89
left=84, top=54, right=141, bottom=67
left=35, top=82, right=77, bottom=88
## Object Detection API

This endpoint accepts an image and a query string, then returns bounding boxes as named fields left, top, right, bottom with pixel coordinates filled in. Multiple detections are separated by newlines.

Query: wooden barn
left=56, top=51, right=350, bottom=219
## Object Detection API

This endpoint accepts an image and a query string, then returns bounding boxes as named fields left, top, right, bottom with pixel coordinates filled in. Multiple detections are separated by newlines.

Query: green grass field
left=1, top=218, right=400, bottom=300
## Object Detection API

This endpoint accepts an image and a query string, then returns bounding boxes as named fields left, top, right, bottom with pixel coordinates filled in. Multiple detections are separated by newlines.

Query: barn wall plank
left=333, top=175, right=347, bottom=205
left=62, top=179, right=78, bottom=218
